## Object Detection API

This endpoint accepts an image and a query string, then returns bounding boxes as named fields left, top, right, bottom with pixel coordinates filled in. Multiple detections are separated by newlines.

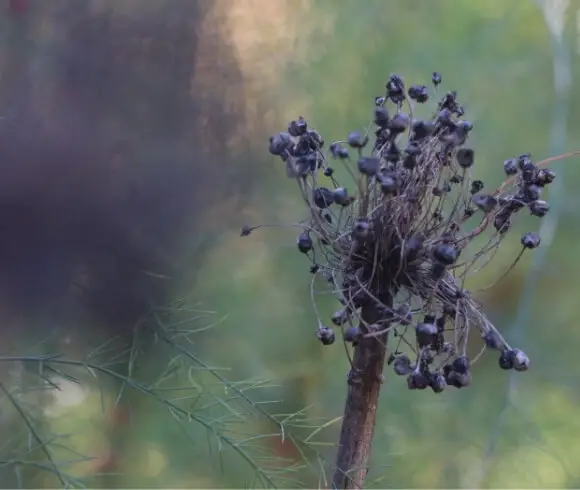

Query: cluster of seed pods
left=244, top=72, right=555, bottom=392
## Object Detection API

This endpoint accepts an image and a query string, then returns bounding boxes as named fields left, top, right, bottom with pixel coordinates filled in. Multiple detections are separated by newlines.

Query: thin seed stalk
left=333, top=294, right=392, bottom=489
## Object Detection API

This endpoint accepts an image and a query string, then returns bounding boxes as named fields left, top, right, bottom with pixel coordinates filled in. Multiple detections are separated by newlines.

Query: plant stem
left=332, top=296, right=392, bottom=489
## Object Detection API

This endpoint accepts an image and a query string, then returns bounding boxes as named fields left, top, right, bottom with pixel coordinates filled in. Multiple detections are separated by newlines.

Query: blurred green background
left=1, top=0, right=580, bottom=488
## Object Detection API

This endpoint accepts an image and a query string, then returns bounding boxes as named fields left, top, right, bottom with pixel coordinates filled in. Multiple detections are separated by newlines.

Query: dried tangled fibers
left=242, top=72, right=557, bottom=393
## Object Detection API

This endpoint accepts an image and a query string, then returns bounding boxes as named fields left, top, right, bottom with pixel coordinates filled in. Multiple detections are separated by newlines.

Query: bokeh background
left=1, top=0, right=580, bottom=488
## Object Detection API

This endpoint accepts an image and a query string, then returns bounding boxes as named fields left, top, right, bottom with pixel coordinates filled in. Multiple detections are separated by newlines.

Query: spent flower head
left=243, top=72, right=557, bottom=393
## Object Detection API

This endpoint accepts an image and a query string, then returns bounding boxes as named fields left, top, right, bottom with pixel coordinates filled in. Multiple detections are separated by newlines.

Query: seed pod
left=521, top=232, right=541, bottom=249
left=429, top=372, right=447, bottom=393
left=329, top=142, right=349, bottom=159
left=394, top=355, right=413, bottom=376
left=511, top=348, right=530, bottom=371
left=374, top=106, right=390, bottom=128
left=433, top=243, right=459, bottom=265
left=331, top=309, right=350, bottom=326
left=445, top=370, right=472, bottom=388
left=332, top=187, right=350, bottom=206
left=288, top=116, right=308, bottom=137
left=482, top=330, right=501, bottom=349
left=358, top=156, right=380, bottom=176
left=529, top=200, right=549, bottom=217
left=380, top=173, right=399, bottom=195
left=416, top=321, right=438, bottom=348
left=313, top=187, right=335, bottom=209
left=347, top=131, right=368, bottom=149
left=456, top=148, right=475, bottom=168
left=452, top=356, right=470, bottom=374
left=411, top=120, right=435, bottom=140
left=297, top=231, right=313, bottom=254
left=343, top=326, right=361, bottom=345
left=408, top=84, right=429, bottom=103
left=388, top=113, right=410, bottom=134
left=269, top=132, right=293, bottom=156
left=353, top=219, right=371, bottom=239
left=535, top=168, right=555, bottom=186
left=472, top=194, right=498, bottom=213
left=407, top=371, right=429, bottom=390
left=503, top=158, right=518, bottom=175
left=498, top=349, right=515, bottom=370
left=523, top=184, right=541, bottom=202
left=316, top=326, right=335, bottom=346
left=470, top=180, right=484, bottom=194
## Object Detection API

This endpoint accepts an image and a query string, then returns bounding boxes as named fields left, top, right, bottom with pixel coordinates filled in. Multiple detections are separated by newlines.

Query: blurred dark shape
left=0, top=1, right=252, bottom=343
left=8, top=0, right=28, bottom=15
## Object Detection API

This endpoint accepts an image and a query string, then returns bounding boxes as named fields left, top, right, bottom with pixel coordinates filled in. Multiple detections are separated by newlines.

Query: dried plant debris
left=242, top=72, right=555, bottom=393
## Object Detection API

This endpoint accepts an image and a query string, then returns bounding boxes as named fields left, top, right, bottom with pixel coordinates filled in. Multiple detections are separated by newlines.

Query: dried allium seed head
left=243, top=72, right=558, bottom=394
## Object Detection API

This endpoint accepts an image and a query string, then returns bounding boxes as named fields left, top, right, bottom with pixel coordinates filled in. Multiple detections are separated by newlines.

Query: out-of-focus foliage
left=1, top=0, right=580, bottom=488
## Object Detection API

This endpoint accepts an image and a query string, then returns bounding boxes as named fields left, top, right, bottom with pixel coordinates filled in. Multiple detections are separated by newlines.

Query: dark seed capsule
left=375, top=96, right=386, bottom=106
left=452, top=356, right=470, bottom=374
left=503, top=158, right=519, bottom=175
left=323, top=167, right=334, bottom=177
left=523, top=184, right=541, bottom=203
left=529, top=200, right=549, bottom=217
left=521, top=232, right=541, bottom=249
left=331, top=310, right=349, bottom=326
left=332, top=187, right=350, bottom=206
left=482, top=330, right=501, bottom=349
left=408, top=84, right=429, bottom=103
left=416, top=322, right=438, bottom=348
left=380, top=173, right=399, bottom=195
left=343, top=326, right=361, bottom=344
left=330, top=142, right=349, bottom=159
left=386, top=74, right=406, bottom=104
left=518, top=153, right=533, bottom=170
left=353, top=219, right=370, bottom=239
left=470, top=180, right=484, bottom=194
left=457, top=120, right=473, bottom=132
left=498, top=349, right=515, bottom=370
left=511, top=348, right=530, bottom=371
left=316, top=326, right=335, bottom=346
left=433, top=243, right=459, bottom=265
left=407, top=371, right=429, bottom=390
left=472, top=194, right=498, bottom=213
left=411, top=120, right=435, bottom=140
left=388, top=113, right=410, bottom=134
left=347, top=131, right=368, bottom=149
left=374, top=106, right=390, bottom=128
left=432, top=71, right=442, bottom=86
left=385, top=142, right=401, bottom=162
left=429, top=372, right=447, bottom=393
left=395, top=303, right=413, bottom=325
left=445, top=370, right=472, bottom=388
left=313, top=187, right=335, bottom=209
left=240, top=225, right=253, bottom=237
left=309, top=264, right=319, bottom=274
left=288, top=116, right=307, bottom=137
left=494, top=211, right=511, bottom=234
left=269, top=132, right=293, bottom=156
left=437, top=108, right=454, bottom=128
left=535, top=168, right=556, bottom=186
left=394, top=355, right=412, bottom=376
left=358, top=156, right=380, bottom=176
left=297, top=232, right=313, bottom=254
left=456, top=148, right=475, bottom=168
